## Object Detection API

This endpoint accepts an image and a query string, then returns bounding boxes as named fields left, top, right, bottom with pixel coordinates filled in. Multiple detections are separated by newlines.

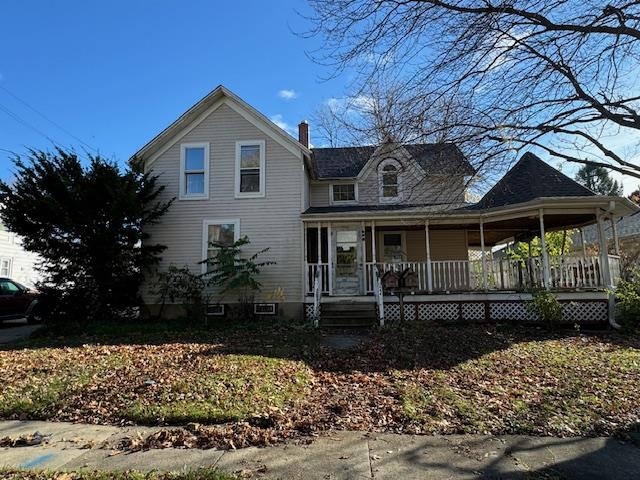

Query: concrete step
left=322, top=302, right=375, bottom=312
left=319, top=316, right=377, bottom=327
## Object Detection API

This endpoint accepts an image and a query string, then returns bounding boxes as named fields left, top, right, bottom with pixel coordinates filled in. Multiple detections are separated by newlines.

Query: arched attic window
left=378, top=158, right=401, bottom=202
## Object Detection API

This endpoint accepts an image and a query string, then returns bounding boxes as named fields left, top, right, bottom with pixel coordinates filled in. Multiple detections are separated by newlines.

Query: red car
left=0, top=277, right=41, bottom=323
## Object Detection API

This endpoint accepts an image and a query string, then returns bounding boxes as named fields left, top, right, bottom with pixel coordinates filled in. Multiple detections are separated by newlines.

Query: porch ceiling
left=467, top=213, right=597, bottom=246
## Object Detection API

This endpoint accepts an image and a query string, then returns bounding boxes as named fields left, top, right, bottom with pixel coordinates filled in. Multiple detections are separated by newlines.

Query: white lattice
left=404, top=303, right=417, bottom=321
left=304, top=303, right=314, bottom=321
left=461, top=302, right=485, bottom=321
left=562, top=301, right=607, bottom=323
left=415, top=302, right=459, bottom=321
left=384, top=303, right=401, bottom=322
left=490, top=302, right=538, bottom=322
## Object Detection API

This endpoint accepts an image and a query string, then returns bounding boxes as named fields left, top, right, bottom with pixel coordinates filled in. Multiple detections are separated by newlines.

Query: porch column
left=480, top=217, right=488, bottom=290
left=425, top=220, right=433, bottom=292
left=539, top=208, right=551, bottom=290
left=611, top=217, right=620, bottom=255
left=371, top=220, right=377, bottom=263
left=303, top=222, right=308, bottom=293
left=360, top=221, right=365, bottom=295
left=579, top=228, right=587, bottom=257
left=597, top=211, right=613, bottom=287
left=327, top=222, right=333, bottom=295
left=316, top=222, right=321, bottom=267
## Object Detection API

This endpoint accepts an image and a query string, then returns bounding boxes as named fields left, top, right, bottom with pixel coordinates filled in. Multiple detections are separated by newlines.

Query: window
left=381, top=232, right=405, bottom=262
left=206, top=304, right=225, bottom=316
left=0, top=259, right=11, bottom=277
left=382, top=164, right=398, bottom=198
left=202, top=219, right=240, bottom=272
left=180, top=143, right=209, bottom=200
left=378, top=159, right=402, bottom=202
left=0, top=279, right=20, bottom=295
left=331, top=183, right=357, bottom=203
left=254, top=303, right=277, bottom=315
left=235, top=140, right=265, bottom=198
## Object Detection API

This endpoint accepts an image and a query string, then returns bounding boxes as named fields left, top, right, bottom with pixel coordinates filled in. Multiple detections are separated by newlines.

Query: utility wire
left=0, top=85, right=99, bottom=154
left=0, top=101, right=62, bottom=147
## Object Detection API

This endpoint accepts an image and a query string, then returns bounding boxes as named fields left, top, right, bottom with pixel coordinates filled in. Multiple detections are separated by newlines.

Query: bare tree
left=307, top=0, right=640, bottom=179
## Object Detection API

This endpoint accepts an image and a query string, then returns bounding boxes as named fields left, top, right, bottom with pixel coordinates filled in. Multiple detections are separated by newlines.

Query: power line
left=0, top=85, right=99, bottom=154
left=0, top=101, right=62, bottom=146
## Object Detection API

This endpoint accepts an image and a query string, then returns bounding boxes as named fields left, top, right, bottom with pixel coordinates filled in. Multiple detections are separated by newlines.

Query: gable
left=132, top=85, right=309, bottom=170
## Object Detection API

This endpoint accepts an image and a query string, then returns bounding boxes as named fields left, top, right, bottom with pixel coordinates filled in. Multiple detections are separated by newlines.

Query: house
left=134, top=85, right=637, bottom=325
left=0, top=219, right=40, bottom=287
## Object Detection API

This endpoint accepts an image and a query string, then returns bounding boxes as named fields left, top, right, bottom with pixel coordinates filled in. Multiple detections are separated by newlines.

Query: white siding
left=145, top=103, right=304, bottom=304
left=0, top=225, right=41, bottom=286
left=310, top=183, right=330, bottom=207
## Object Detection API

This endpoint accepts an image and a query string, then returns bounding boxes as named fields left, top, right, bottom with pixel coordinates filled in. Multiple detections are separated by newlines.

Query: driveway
left=0, top=319, right=41, bottom=345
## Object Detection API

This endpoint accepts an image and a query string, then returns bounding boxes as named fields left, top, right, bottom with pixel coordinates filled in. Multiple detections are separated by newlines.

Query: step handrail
left=373, top=266, right=385, bottom=326
left=312, top=267, right=322, bottom=327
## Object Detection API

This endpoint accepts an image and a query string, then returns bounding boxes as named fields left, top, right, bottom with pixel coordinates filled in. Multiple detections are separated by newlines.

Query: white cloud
left=269, top=114, right=296, bottom=137
left=278, top=89, right=298, bottom=100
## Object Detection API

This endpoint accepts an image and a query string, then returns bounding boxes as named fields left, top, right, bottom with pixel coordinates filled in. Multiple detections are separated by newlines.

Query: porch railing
left=307, top=254, right=620, bottom=295
left=306, top=263, right=329, bottom=295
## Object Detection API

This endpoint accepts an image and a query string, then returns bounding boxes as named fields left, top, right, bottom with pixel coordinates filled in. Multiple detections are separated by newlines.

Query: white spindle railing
left=306, top=263, right=329, bottom=294
left=373, top=267, right=385, bottom=326
left=310, top=253, right=616, bottom=295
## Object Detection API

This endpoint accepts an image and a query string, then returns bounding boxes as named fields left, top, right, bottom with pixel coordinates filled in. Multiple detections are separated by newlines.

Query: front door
left=334, top=229, right=361, bottom=295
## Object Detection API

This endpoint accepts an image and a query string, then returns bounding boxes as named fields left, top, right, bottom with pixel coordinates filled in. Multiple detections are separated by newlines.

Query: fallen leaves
left=0, top=432, right=50, bottom=447
left=1, top=324, right=639, bottom=451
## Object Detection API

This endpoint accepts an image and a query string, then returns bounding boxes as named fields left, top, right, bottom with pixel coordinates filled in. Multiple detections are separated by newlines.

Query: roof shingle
left=310, top=143, right=474, bottom=179
left=467, top=152, right=595, bottom=210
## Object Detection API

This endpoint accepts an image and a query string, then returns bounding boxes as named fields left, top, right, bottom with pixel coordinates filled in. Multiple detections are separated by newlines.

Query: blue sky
left=0, top=0, right=347, bottom=182
left=1, top=1, right=637, bottom=193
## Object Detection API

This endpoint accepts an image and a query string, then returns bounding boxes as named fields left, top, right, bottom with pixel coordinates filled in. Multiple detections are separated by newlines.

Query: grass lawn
left=0, top=323, right=638, bottom=448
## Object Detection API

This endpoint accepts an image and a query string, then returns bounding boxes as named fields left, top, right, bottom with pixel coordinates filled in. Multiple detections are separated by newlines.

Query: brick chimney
left=298, top=120, right=309, bottom=148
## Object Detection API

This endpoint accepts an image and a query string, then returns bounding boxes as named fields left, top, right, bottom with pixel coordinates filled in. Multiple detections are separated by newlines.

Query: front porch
left=304, top=212, right=622, bottom=297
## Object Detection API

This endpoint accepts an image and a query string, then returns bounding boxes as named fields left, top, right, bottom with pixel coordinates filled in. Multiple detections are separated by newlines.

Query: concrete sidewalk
left=1, top=421, right=639, bottom=479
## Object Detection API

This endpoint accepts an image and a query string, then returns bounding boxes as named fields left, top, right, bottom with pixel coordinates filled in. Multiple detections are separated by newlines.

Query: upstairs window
left=180, top=143, right=209, bottom=200
left=235, top=140, right=265, bottom=198
left=378, top=159, right=401, bottom=202
left=331, top=183, right=356, bottom=203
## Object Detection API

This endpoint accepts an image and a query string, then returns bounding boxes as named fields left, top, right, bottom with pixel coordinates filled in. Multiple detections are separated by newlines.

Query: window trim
left=202, top=219, right=241, bottom=273
left=179, top=143, right=210, bottom=200
left=254, top=303, right=277, bottom=315
left=329, top=182, right=358, bottom=205
left=378, top=231, right=407, bottom=262
left=235, top=140, right=266, bottom=198
left=378, top=158, right=402, bottom=203
left=0, top=258, right=12, bottom=277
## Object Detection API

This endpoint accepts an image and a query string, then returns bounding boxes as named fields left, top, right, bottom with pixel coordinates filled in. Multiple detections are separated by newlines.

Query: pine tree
left=0, top=149, right=173, bottom=324
left=575, top=164, right=623, bottom=196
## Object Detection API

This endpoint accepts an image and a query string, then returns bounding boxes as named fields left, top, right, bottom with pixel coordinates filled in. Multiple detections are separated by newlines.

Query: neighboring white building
left=0, top=220, right=41, bottom=286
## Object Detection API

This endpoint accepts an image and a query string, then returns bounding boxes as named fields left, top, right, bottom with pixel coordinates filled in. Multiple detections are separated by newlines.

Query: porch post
left=580, top=228, right=587, bottom=257
left=360, top=221, right=365, bottom=295
left=480, top=217, right=488, bottom=290
left=539, top=208, right=551, bottom=290
left=327, top=222, right=333, bottom=295
left=597, top=211, right=613, bottom=287
left=610, top=217, right=620, bottom=255
left=425, top=220, right=433, bottom=292
left=303, top=222, right=308, bottom=293
left=316, top=222, right=321, bottom=266
left=371, top=220, right=377, bottom=263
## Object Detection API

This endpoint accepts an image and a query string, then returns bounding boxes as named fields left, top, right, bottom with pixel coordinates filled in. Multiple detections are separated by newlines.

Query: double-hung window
left=378, top=159, right=401, bottom=202
left=202, top=219, right=240, bottom=273
left=0, top=258, right=11, bottom=277
left=180, top=143, right=209, bottom=200
left=235, top=140, right=265, bottom=198
left=331, top=183, right=357, bottom=204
